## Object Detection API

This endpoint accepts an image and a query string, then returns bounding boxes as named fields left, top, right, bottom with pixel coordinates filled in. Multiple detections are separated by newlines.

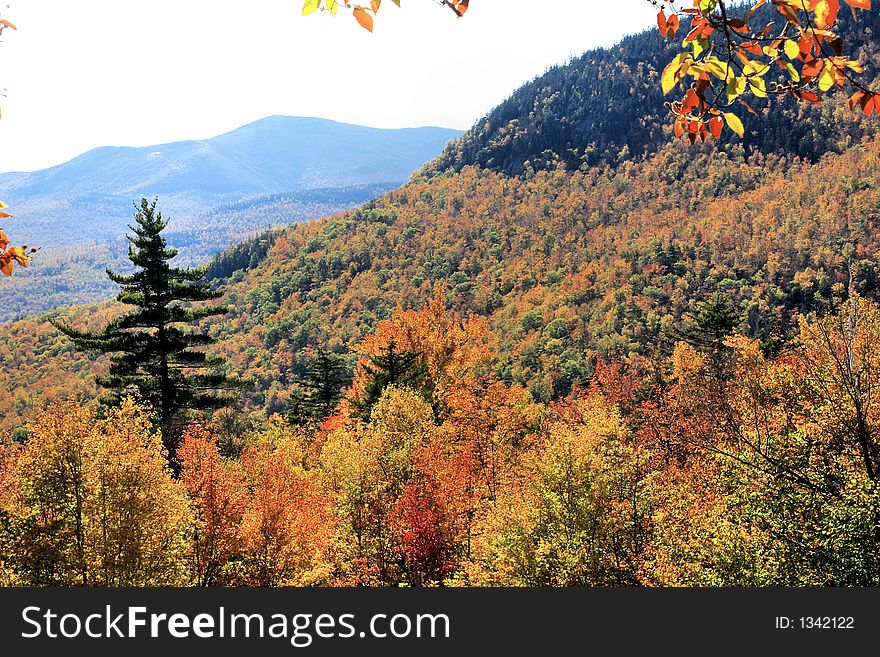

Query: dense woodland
left=2, top=289, right=880, bottom=586
left=3, top=5, right=880, bottom=586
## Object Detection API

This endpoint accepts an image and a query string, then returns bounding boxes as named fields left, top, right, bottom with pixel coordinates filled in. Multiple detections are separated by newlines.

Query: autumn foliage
left=0, top=16, right=34, bottom=277
left=4, top=288, right=880, bottom=586
left=655, top=0, right=879, bottom=142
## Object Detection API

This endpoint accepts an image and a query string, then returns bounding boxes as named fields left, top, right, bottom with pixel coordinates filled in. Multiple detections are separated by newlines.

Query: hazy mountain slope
left=2, top=117, right=462, bottom=239
left=0, top=117, right=461, bottom=320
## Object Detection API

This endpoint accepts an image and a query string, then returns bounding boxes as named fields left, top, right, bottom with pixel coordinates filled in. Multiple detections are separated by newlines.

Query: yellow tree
left=0, top=399, right=191, bottom=585
left=469, top=396, right=654, bottom=586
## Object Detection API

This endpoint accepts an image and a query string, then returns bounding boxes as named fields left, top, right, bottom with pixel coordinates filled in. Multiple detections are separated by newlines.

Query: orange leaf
left=7, top=245, right=30, bottom=267
left=814, top=0, right=840, bottom=28
left=353, top=6, right=373, bottom=31
left=371, top=0, right=381, bottom=13
left=667, top=14, right=680, bottom=39
left=681, top=88, right=700, bottom=114
left=0, top=211, right=11, bottom=219
left=709, top=116, right=724, bottom=139
left=674, top=115, right=686, bottom=138
left=849, top=90, right=866, bottom=110
left=0, top=255, right=13, bottom=276
left=657, top=11, right=668, bottom=38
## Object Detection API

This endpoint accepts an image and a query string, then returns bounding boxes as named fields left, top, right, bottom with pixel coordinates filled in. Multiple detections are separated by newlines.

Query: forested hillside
left=1, top=185, right=394, bottom=322
left=3, top=133, right=880, bottom=428
left=3, top=7, right=880, bottom=587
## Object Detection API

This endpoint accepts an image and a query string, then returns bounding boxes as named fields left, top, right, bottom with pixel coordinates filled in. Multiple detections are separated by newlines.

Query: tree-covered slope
left=205, top=138, right=880, bottom=414
left=6, top=134, right=879, bottom=430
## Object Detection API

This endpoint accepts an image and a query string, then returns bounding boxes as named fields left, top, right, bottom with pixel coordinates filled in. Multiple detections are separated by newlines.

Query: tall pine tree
left=353, top=338, right=427, bottom=420
left=287, top=349, right=351, bottom=425
left=54, top=198, right=242, bottom=457
left=673, top=290, right=740, bottom=380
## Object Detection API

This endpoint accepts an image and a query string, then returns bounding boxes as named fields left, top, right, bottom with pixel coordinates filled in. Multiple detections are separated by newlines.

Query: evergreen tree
left=673, top=291, right=740, bottom=379
left=53, top=198, right=242, bottom=457
left=288, top=349, right=351, bottom=425
left=353, top=338, right=427, bottom=420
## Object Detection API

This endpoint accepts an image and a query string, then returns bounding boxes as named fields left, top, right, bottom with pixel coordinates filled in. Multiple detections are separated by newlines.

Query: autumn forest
left=3, top=0, right=880, bottom=588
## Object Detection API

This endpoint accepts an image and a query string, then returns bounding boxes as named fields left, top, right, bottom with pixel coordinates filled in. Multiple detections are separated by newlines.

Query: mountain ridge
left=0, top=116, right=462, bottom=320
left=1, top=116, right=462, bottom=204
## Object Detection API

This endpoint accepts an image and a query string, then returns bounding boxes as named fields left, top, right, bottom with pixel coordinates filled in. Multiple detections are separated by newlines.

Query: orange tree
left=302, top=0, right=878, bottom=142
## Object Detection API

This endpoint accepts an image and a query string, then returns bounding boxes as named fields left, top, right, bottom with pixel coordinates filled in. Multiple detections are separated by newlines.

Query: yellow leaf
left=724, top=112, right=745, bottom=138
left=302, top=0, right=320, bottom=16
left=748, top=76, right=767, bottom=98
left=661, top=53, right=689, bottom=95
left=818, top=67, right=835, bottom=91
left=726, top=76, right=747, bottom=104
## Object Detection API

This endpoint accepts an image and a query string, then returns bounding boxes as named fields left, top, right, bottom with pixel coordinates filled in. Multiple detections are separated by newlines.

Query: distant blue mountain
left=0, top=116, right=462, bottom=321
left=0, top=116, right=461, bottom=233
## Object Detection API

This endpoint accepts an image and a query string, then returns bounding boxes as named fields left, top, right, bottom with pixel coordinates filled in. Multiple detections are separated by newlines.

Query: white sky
left=0, top=0, right=658, bottom=173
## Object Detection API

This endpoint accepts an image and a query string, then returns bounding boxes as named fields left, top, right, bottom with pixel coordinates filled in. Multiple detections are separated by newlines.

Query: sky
left=0, top=0, right=659, bottom=173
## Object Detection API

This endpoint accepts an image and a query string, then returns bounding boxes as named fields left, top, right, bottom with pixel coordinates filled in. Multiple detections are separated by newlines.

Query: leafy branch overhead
left=302, top=0, right=467, bottom=33
left=654, top=0, right=878, bottom=142
left=303, top=0, right=877, bottom=143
